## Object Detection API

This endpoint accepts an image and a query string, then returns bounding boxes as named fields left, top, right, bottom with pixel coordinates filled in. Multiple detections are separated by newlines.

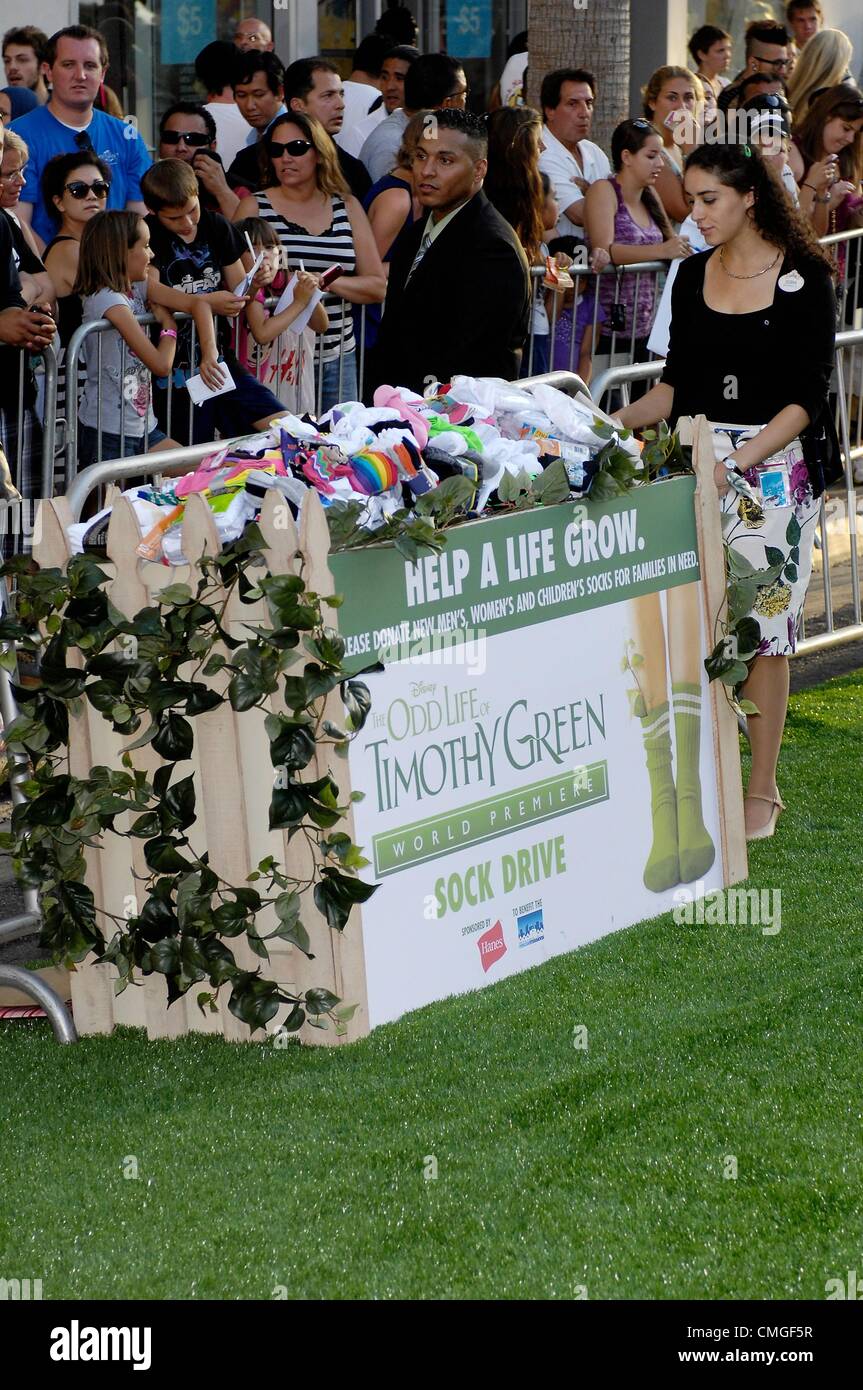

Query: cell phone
left=318, top=263, right=344, bottom=290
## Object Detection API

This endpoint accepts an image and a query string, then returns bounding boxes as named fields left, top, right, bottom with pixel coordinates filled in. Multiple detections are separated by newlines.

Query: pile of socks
left=66, top=378, right=640, bottom=563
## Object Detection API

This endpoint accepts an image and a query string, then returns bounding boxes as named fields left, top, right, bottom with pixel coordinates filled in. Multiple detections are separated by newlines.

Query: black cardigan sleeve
left=776, top=259, right=836, bottom=425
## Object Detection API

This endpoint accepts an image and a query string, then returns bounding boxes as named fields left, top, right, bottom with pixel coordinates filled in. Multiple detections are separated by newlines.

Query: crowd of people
left=0, top=3, right=862, bottom=842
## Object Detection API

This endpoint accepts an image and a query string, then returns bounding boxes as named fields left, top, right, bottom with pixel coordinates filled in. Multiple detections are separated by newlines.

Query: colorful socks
left=672, top=682, right=716, bottom=882
left=639, top=702, right=680, bottom=892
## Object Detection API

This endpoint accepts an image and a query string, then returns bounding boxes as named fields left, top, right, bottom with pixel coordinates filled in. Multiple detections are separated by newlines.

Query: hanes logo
left=477, top=920, right=506, bottom=973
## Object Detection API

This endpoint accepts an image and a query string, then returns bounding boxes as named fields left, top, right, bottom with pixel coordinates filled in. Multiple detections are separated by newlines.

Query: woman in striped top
left=234, top=111, right=385, bottom=412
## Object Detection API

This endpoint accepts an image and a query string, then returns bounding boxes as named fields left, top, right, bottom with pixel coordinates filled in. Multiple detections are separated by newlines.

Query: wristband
left=160, top=329, right=177, bottom=339
left=802, top=183, right=818, bottom=194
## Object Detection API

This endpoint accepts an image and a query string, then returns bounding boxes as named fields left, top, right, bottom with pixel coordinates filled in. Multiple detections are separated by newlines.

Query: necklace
left=719, top=245, right=781, bottom=279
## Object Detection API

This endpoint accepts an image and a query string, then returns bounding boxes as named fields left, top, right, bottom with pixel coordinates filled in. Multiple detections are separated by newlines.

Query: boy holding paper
left=141, top=159, right=286, bottom=445
left=235, top=216, right=328, bottom=415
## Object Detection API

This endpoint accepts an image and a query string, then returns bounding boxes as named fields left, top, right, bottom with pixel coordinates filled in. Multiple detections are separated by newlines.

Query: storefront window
left=423, top=0, right=526, bottom=112
left=319, top=0, right=359, bottom=78
left=79, top=0, right=275, bottom=148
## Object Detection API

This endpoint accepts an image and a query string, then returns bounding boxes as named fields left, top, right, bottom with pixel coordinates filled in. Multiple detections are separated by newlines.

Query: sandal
left=744, top=794, right=783, bottom=841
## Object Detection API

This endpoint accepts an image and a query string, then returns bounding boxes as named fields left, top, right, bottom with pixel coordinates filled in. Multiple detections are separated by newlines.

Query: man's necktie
left=406, top=227, right=433, bottom=285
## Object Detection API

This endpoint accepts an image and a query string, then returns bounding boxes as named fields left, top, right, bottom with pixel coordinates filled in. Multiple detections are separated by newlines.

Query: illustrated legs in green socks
left=667, top=584, right=715, bottom=881
left=631, top=592, right=679, bottom=891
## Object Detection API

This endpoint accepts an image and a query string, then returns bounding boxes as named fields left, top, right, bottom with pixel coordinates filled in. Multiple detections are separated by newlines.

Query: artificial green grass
left=1, top=672, right=862, bottom=1300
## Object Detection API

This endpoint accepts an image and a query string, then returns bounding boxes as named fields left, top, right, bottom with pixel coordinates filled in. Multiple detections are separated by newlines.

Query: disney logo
left=409, top=681, right=436, bottom=698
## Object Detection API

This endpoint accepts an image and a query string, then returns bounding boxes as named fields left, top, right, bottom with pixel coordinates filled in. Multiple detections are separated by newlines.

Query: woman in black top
left=617, top=143, right=837, bottom=840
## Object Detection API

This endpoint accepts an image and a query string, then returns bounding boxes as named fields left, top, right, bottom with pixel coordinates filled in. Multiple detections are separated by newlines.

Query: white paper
left=234, top=250, right=264, bottom=300
left=185, top=364, right=236, bottom=405
left=273, top=273, right=324, bottom=336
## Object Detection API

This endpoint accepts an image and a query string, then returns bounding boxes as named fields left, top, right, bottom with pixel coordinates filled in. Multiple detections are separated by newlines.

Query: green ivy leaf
left=158, top=583, right=193, bottom=606
left=164, top=774, right=196, bottom=831
left=144, top=836, right=192, bottom=873
left=304, top=986, right=340, bottom=1016
left=152, top=712, right=193, bottom=762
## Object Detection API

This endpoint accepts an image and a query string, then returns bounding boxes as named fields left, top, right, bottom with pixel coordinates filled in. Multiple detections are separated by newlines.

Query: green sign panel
left=329, top=479, right=700, bottom=673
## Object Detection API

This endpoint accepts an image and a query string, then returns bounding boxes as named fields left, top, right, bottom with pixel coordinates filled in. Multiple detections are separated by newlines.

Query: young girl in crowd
left=542, top=176, right=602, bottom=383
left=73, top=211, right=182, bottom=466
left=585, top=118, right=691, bottom=377
left=235, top=216, right=328, bottom=416
left=233, top=111, right=385, bottom=413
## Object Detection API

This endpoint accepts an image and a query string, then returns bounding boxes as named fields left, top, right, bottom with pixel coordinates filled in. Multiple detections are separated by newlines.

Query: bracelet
left=159, top=328, right=177, bottom=339
left=802, top=182, right=818, bottom=194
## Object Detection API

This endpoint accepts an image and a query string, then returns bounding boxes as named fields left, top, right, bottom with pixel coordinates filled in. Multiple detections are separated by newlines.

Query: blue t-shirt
left=10, top=105, right=152, bottom=245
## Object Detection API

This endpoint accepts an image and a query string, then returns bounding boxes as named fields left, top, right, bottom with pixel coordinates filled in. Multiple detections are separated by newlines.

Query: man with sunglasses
left=158, top=101, right=240, bottom=220
left=728, top=22, right=792, bottom=91
left=9, top=24, right=151, bottom=252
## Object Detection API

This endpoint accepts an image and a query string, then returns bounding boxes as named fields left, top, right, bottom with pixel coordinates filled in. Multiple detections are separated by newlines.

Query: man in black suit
left=366, top=109, right=530, bottom=399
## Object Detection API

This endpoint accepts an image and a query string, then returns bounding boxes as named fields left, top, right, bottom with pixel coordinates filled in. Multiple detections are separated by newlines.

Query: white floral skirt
left=710, top=422, right=820, bottom=656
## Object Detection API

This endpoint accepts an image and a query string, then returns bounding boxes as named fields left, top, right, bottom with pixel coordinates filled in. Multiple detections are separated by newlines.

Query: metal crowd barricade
left=1, top=344, right=58, bottom=499
left=525, top=260, right=666, bottom=383
left=592, top=334, right=863, bottom=660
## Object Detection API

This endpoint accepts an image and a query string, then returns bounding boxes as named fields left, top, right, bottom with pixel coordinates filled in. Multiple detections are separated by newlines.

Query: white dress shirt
left=539, top=126, right=611, bottom=242
left=337, top=80, right=382, bottom=154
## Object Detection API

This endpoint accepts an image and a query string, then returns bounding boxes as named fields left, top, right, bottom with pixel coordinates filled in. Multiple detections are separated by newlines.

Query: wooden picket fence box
left=33, top=415, right=743, bottom=1045
left=35, top=486, right=369, bottom=1046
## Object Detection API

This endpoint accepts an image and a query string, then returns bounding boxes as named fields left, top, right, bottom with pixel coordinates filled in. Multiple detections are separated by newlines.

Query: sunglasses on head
left=161, top=129, right=212, bottom=147
left=65, top=179, right=110, bottom=199
left=268, top=138, right=314, bottom=158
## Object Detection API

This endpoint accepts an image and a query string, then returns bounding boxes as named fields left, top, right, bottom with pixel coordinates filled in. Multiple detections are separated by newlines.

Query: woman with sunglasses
left=234, top=111, right=385, bottom=411
left=38, top=151, right=112, bottom=445
left=40, top=151, right=112, bottom=339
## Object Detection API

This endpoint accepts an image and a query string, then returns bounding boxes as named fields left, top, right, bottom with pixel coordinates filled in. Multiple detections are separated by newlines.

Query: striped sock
left=640, top=701, right=680, bottom=892
left=672, top=682, right=716, bottom=882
